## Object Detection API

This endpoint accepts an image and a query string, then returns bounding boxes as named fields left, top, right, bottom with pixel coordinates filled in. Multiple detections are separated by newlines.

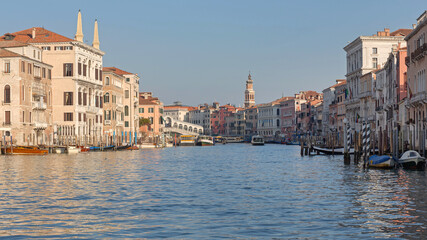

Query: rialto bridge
left=163, top=117, right=204, bottom=136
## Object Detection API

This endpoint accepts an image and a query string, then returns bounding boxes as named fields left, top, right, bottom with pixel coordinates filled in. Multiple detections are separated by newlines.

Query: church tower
left=244, top=73, right=255, bottom=108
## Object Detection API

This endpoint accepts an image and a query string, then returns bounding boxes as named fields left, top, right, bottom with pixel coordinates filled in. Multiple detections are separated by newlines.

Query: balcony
left=33, top=122, right=48, bottom=130
left=104, top=120, right=111, bottom=125
left=2, top=122, right=11, bottom=126
left=405, top=56, right=410, bottom=66
left=411, top=43, right=427, bottom=62
left=87, top=106, right=99, bottom=114
left=32, top=101, right=47, bottom=110
left=409, top=91, right=427, bottom=105
left=375, top=105, right=383, bottom=112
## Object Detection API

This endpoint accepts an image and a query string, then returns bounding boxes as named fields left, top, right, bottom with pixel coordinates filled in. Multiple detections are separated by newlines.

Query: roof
left=0, top=27, right=73, bottom=43
left=310, top=99, right=322, bottom=106
left=390, top=29, right=412, bottom=36
left=272, top=96, right=294, bottom=105
left=330, top=80, right=347, bottom=89
left=0, top=48, right=22, bottom=58
left=103, top=67, right=133, bottom=76
left=164, top=105, right=193, bottom=111
left=0, top=41, right=29, bottom=48
left=139, top=97, right=161, bottom=106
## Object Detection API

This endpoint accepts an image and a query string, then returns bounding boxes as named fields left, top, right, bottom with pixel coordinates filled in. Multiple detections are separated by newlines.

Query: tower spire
left=92, top=19, right=100, bottom=49
left=75, top=10, right=84, bottom=42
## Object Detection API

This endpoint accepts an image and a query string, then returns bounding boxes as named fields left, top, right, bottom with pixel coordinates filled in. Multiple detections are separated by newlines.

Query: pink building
left=138, top=92, right=163, bottom=142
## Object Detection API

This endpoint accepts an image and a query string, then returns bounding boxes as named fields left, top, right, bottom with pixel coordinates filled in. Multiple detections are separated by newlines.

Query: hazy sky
left=1, top=1, right=424, bottom=106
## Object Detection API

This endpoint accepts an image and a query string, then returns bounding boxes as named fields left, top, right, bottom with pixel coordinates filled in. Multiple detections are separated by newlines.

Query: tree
left=139, top=117, right=152, bottom=130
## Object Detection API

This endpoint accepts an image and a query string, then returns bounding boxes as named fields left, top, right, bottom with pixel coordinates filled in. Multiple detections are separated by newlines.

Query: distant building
left=244, top=73, right=255, bottom=108
left=138, top=92, right=164, bottom=142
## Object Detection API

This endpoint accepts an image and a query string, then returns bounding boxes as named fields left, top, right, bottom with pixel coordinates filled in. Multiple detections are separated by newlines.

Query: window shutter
left=78, top=63, right=82, bottom=75
left=63, top=63, right=66, bottom=76
left=63, top=92, right=66, bottom=105
left=64, top=113, right=66, bottom=121
left=95, top=68, right=98, bottom=80
left=99, top=70, right=102, bottom=81
left=70, top=63, right=73, bottom=77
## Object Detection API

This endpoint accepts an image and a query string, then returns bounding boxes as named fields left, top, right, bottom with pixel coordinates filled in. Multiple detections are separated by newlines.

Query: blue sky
left=1, top=1, right=425, bottom=106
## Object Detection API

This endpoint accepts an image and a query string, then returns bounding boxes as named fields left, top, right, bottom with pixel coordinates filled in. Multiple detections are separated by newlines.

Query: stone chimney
left=413, top=24, right=417, bottom=29
left=384, top=28, right=390, bottom=36
left=32, top=28, right=36, bottom=39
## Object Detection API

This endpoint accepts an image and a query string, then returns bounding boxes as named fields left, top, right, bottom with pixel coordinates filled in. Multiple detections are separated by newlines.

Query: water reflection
left=0, top=145, right=426, bottom=238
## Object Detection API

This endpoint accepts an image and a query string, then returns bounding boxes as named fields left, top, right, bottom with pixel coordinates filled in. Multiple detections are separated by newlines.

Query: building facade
left=0, top=41, right=53, bottom=145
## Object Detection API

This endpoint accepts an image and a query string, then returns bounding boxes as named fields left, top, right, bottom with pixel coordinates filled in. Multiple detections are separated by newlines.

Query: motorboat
left=179, top=135, right=196, bottom=146
left=251, top=135, right=265, bottom=146
left=2, top=146, right=48, bottom=155
left=66, top=146, right=80, bottom=154
left=398, top=150, right=426, bottom=170
left=197, top=135, right=214, bottom=146
left=368, top=155, right=396, bottom=169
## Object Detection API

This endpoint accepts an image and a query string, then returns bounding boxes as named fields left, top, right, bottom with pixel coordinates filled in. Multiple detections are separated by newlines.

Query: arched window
left=125, top=106, right=129, bottom=116
left=104, top=93, right=110, bottom=103
left=277, top=119, right=280, bottom=127
left=105, top=76, right=110, bottom=85
left=4, top=85, right=10, bottom=103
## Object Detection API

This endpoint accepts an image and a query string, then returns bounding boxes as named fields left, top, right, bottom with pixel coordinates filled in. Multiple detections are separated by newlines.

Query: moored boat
left=179, top=135, right=196, bottom=146
left=2, top=146, right=48, bottom=155
left=66, top=146, right=80, bottom=154
left=398, top=150, right=426, bottom=170
left=126, top=145, right=139, bottom=150
left=368, top=155, right=395, bottom=169
left=116, top=144, right=131, bottom=150
left=197, top=135, right=214, bottom=146
left=251, top=135, right=265, bottom=145
left=313, top=146, right=354, bottom=155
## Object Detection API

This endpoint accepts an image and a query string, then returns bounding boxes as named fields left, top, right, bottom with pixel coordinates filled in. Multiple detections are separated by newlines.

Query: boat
left=54, top=147, right=66, bottom=154
left=197, top=135, right=214, bottom=146
left=2, top=146, right=48, bottom=155
left=368, top=155, right=396, bottom=169
left=214, top=136, right=223, bottom=143
left=126, top=145, right=139, bottom=150
left=313, top=146, right=354, bottom=155
left=78, top=146, right=90, bottom=152
left=66, top=146, right=80, bottom=154
left=102, top=145, right=115, bottom=151
left=179, top=135, right=196, bottom=146
left=398, top=150, right=426, bottom=170
left=251, top=135, right=265, bottom=145
left=116, top=144, right=131, bottom=150
left=285, top=141, right=300, bottom=145
left=223, top=136, right=244, bottom=143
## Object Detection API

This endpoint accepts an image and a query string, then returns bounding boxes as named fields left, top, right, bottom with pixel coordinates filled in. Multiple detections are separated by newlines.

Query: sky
left=1, top=1, right=425, bottom=106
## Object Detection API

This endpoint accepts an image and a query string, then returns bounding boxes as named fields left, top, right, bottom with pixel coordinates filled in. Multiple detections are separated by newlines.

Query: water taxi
left=251, top=135, right=265, bottom=146
left=223, top=136, right=244, bottom=143
left=179, top=135, right=196, bottom=146
left=197, top=135, right=214, bottom=146
left=2, top=146, right=48, bottom=155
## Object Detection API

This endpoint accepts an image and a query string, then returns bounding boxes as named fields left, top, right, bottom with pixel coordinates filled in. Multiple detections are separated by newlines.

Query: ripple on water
left=0, top=145, right=427, bottom=238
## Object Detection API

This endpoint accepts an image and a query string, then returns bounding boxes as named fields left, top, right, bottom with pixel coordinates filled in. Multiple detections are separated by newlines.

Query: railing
left=33, top=122, right=48, bottom=129
left=375, top=105, right=383, bottom=112
left=104, top=120, right=111, bottom=125
left=2, top=122, right=11, bottom=126
left=411, top=43, right=427, bottom=62
left=32, top=101, right=47, bottom=110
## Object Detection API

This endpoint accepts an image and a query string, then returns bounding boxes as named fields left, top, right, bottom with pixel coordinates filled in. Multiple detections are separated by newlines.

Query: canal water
left=0, top=144, right=426, bottom=239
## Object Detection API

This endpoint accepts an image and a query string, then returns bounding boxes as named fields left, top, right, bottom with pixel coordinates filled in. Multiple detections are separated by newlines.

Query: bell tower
left=244, top=73, right=255, bottom=108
